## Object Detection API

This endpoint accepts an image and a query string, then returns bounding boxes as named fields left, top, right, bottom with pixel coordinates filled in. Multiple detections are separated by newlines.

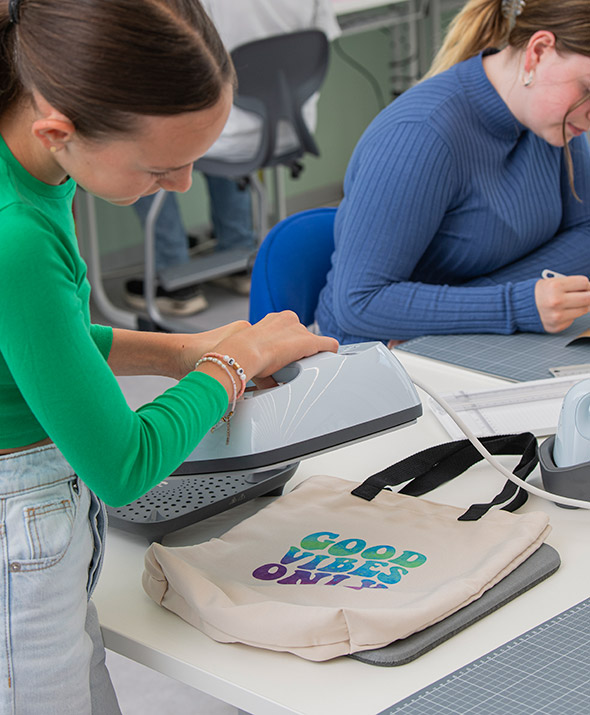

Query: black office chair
left=196, top=29, right=330, bottom=234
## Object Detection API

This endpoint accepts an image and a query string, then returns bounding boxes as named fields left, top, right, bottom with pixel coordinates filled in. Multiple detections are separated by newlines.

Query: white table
left=93, top=351, right=590, bottom=714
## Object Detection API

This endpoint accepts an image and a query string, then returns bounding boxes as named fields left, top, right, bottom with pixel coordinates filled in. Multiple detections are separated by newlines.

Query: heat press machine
left=107, top=342, right=422, bottom=541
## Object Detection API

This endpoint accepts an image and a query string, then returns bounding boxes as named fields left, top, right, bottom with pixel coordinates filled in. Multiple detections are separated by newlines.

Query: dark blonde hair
left=0, top=0, right=235, bottom=138
left=425, top=0, right=590, bottom=196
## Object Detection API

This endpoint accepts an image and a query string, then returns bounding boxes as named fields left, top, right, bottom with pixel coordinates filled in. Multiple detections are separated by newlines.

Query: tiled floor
left=95, top=275, right=250, bottom=715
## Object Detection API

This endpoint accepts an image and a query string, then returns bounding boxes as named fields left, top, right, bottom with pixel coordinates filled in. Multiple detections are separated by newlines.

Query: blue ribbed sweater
left=316, top=53, right=590, bottom=344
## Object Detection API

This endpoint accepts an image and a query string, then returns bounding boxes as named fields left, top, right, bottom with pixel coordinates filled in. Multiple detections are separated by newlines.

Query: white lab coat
left=201, top=0, right=341, bottom=161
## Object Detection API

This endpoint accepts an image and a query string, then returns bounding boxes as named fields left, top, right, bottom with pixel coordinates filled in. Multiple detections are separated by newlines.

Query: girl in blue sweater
left=316, top=0, right=590, bottom=344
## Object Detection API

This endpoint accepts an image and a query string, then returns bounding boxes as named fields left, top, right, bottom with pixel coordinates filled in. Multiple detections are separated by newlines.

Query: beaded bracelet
left=194, top=356, right=237, bottom=444
left=204, top=353, right=248, bottom=398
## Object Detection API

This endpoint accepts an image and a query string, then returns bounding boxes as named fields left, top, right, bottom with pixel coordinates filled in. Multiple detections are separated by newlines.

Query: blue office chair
left=249, top=207, right=336, bottom=325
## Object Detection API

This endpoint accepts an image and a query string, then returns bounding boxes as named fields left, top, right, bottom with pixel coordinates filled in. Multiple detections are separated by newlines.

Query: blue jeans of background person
left=133, top=176, right=255, bottom=273
left=133, top=192, right=190, bottom=272
left=204, top=175, right=256, bottom=253
left=0, top=445, right=121, bottom=715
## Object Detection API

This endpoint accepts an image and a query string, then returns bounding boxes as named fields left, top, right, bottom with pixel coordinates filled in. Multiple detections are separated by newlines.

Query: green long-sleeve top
left=0, top=134, right=228, bottom=507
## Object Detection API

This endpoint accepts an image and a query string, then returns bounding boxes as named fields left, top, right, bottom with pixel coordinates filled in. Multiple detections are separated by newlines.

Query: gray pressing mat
left=397, top=314, right=590, bottom=382
left=379, top=594, right=590, bottom=714
left=351, top=543, right=560, bottom=668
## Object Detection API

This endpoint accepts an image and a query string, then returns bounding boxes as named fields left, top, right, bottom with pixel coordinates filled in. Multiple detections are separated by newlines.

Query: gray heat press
left=107, top=342, right=423, bottom=541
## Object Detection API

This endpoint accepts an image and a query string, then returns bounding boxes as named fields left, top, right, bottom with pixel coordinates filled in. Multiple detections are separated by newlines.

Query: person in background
left=315, top=0, right=590, bottom=345
left=126, top=0, right=341, bottom=316
left=0, top=0, right=338, bottom=711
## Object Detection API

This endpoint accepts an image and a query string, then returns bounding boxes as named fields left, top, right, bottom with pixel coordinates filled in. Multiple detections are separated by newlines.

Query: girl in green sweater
left=0, top=1, right=337, bottom=711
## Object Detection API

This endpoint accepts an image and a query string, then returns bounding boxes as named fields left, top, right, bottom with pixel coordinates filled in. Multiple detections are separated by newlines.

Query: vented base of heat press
left=538, top=435, right=590, bottom=509
left=106, top=463, right=298, bottom=542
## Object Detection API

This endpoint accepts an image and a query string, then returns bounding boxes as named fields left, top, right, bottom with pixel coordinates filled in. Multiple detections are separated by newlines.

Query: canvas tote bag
left=143, top=433, right=551, bottom=661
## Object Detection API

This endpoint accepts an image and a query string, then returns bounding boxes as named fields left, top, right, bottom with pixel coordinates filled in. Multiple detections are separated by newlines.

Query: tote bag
left=143, top=434, right=551, bottom=661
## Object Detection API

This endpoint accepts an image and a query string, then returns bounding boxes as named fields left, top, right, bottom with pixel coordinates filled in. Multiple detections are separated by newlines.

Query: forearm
left=106, top=320, right=254, bottom=380
left=107, top=328, right=189, bottom=379
left=331, top=279, right=542, bottom=340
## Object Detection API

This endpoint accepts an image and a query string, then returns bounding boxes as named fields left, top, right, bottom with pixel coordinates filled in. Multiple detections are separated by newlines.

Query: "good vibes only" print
left=252, top=531, right=427, bottom=590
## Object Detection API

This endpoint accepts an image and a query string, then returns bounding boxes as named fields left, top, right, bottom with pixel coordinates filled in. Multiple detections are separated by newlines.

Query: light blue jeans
left=0, top=445, right=121, bottom=715
left=133, top=176, right=256, bottom=272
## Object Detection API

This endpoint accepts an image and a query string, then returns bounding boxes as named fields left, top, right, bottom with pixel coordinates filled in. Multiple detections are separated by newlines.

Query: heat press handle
left=553, top=378, right=590, bottom=468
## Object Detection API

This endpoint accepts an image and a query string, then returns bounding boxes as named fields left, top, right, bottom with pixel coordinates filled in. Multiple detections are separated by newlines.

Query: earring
left=49, top=146, right=57, bottom=153
left=523, top=70, right=534, bottom=87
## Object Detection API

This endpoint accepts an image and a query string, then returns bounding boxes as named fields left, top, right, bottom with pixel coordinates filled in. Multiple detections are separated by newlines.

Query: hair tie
left=8, top=0, right=22, bottom=25
left=501, top=0, right=526, bottom=31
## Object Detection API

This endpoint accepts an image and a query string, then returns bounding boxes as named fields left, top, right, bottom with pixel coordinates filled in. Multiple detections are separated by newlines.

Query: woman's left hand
left=535, top=275, right=590, bottom=333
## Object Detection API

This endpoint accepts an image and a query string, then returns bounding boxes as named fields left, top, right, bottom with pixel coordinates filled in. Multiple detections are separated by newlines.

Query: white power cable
left=411, top=375, right=590, bottom=510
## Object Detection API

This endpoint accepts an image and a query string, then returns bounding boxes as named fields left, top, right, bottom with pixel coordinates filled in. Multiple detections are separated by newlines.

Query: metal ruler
left=428, top=374, right=590, bottom=438
left=550, top=364, right=590, bottom=378
left=442, top=374, right=590, bottom=412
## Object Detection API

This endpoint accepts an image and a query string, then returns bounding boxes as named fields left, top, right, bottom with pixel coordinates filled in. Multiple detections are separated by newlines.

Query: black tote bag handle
left=351, top=433, right=538, bottom=521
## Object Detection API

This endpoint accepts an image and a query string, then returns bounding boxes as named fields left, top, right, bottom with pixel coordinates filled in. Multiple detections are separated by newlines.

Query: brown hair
left=0, top=0, right=235, bottom=138
left=424, top=0, right=590, bottom=196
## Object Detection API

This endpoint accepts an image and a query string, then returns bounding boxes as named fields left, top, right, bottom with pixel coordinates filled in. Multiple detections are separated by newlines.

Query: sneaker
left=124, top=279, right=208, bottom=316
left=187, top=231, right=217, bottom=256
left=211, top=270, right=251, bottom=296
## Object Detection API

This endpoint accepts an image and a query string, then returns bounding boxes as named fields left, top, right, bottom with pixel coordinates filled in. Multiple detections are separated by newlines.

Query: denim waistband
left=0, top=444, right=74, bottom=497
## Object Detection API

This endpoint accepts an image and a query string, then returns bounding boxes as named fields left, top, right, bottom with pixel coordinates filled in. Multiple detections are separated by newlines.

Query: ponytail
left=424, top=0, right=509, bottom=78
